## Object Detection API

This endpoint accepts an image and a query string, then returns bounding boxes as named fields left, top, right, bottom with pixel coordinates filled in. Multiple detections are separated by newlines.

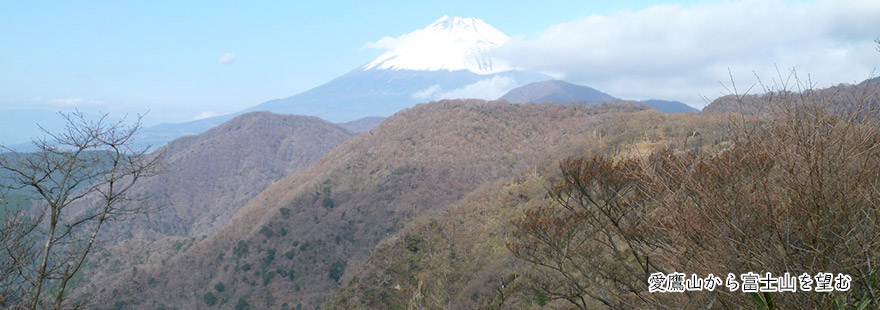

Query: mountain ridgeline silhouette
left=121, top=17, right=705, bottom=149
left=499, top=80, right=699, bottom=113
left=108, top=112, right=355, bottom=240
left=84, top=100, right=649, bottom=309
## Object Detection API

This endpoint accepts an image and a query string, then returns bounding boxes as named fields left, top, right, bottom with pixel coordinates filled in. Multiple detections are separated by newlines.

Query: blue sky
left=1, top=0, right=878, bottom=127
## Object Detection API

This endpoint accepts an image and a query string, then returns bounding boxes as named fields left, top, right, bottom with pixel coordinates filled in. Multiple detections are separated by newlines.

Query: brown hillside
left=336, top=116, right=385, bottom=133
left=107, top=111, right=355, bottom=238
left=330, top=111, right=732, bottom=309
left=95, top=100, right=647, bottom=309
left=702, top=77, right=879, bottom=116
left=334, top=81, right=880, bottom=309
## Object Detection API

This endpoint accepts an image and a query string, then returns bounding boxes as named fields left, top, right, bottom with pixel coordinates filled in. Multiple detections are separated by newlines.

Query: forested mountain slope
left=95, top=100, right=646, bottom=309
left=701, top=77, right=879, bottom=115
left=332, top=110, right=732, bottom=309
left=334, top=80, right=880, bottom=309
left=109, top=111, right=355, bottom=238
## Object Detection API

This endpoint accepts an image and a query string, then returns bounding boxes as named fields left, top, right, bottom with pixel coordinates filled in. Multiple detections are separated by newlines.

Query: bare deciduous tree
left=0, top=111, right=163, bottom=310
left=509, top=71, right=880, bottom=309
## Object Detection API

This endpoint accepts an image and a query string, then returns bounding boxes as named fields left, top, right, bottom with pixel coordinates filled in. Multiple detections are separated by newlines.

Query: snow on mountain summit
left=363, top=16, right=511, bottom=74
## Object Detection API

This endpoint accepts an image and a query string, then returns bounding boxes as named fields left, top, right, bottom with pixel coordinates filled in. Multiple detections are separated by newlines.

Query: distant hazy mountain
left=499, top=80, right=617, bottom=104
left=640, top=99, right=700, bottom=113
left=2, top=109, right=165, bottom=152
left=135, top=114, right=385, bottom=149
left=702, top=77, right=879, bottom=115
left=0, top=109, right=69, bottom=146
left=244, top=16, right=549, bottom=121
left=500, top=80, right=699, bottom=113
left=858, top=76, right=880, bottom=87
left=245, top=69, right=548, bottom=122
left=337, top=116, right=385, bottom=133
left=133, top=16, right=550, bottom=148
left=133, top=114, right=237, bottom=150
left=112, top=111, right=354, bottom=238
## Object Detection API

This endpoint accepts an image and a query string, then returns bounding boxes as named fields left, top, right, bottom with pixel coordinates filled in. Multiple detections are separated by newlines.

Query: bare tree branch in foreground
left=0, top=110, right=163, bottom=310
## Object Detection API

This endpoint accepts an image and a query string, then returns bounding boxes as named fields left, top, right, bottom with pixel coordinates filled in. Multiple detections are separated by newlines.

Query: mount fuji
left=363, top=16, right=512, bottom=74
left=136, top=16, right=549, bottom=147
left=244, top=16, right=549, bottom=121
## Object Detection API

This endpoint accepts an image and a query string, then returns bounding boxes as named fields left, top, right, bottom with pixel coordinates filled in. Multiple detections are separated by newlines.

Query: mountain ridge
left=499, top=79, right=617, bottom=104
left=109, top=111, right=355, bottom=239
left=245, top=68, right=550, bottom=122
left=701, top=77, right=880, bottom=115
left=90, top=100, right=648, bottom=309
left=128, top=16, right=549, bottom=148
left=500, top=79, right=699, bottom=113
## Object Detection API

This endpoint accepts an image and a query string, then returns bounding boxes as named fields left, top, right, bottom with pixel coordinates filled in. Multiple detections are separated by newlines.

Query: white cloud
left=493, top=0, right=880, bottom=108
left=49, top=98, right=84, bottom=106
left=436, top=76, right=518, bottom=100
left=191, top=111, right=226, bottom=121
left=218, top=52, right=236, bottom=65
left=363, top=36, right=400, bottom=50
left=412, top=84, right=442, bottom=99
left=47, top=97, right=107, bottom=107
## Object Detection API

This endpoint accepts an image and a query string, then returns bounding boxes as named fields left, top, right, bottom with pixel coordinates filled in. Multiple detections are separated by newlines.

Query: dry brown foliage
left=331, top=108, right=730, bottom=310
left=84, top=100, right=647, bottom=309
left=509, top=75, right=880, bottom=309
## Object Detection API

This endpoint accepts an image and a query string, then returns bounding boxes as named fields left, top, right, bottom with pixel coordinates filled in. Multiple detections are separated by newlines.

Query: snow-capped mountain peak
left=363, top=16, right=511, bottom=74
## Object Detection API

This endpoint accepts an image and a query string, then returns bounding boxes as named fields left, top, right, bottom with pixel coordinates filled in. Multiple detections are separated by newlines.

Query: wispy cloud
left=218, top=52, right=236, bottom=65
left=436, top=76, right=518, bottom=100
left=412, top=84, right=441, bottom=99
left=191, top=111, right=226, bottom=121
left=409, top=77, right=519, bottom=101
left=49, top=98, right=85, bottom=106
left=48, top=97, right=107, bottom=107
left=493, top=0, right=880, bottom=107
left=363, top=36, right=399, bottom=50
